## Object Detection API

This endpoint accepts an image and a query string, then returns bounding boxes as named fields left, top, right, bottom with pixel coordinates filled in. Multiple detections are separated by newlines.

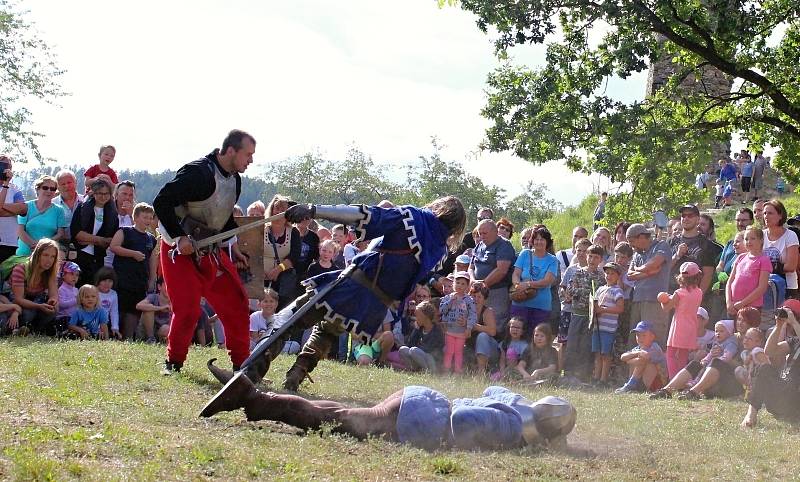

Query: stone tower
left=646, top=37, right=733, bottom=164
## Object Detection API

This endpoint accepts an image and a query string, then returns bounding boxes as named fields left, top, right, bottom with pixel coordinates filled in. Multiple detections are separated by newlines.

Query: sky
left=19, top=0, right=652, bottom=205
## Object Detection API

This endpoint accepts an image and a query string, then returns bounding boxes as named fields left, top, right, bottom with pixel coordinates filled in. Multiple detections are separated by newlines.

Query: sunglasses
left=39, top=186, right=57, bottom=192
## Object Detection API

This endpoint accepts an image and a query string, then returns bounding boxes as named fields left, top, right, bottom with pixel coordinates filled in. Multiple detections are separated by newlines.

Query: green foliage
left=457, top=0, right=800, bottom=217
left=0, top=1, right=65, bottom=161
left=541, top=195, right=597, bottom=250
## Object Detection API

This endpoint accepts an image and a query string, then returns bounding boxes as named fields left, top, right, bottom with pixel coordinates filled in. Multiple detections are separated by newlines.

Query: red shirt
left=84, top=164, right=119, bottom=191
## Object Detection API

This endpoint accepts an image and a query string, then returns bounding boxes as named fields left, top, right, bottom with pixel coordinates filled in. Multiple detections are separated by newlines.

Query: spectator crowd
left=0, top=148, right=798, bottom=430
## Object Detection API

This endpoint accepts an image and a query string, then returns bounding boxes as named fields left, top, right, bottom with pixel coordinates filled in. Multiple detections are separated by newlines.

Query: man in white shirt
left=556, top=226, right=589, bottom=273
left=53, top=169, right=85, bottom=242
left=0, top=156, right=27, bottom=262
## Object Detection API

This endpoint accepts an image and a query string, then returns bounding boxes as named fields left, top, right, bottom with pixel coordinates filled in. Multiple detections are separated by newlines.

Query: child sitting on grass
left=68, top=284, right=109, bottom=340
left=0, top=294, right=22, bottom=336
left=520, top=323, right=558, bottom=384
left=56, top=262, right=81, bottom=334
left=398, top=300, right=444, bottom=372
left=493, top=317, right=529, bottom=381
left=734, top=327, right=767, bottom=390
left=94, top=267, right=119, bottom=339
left=650, top=319, right=741, bottom=400
left=615, top=321, right=666, bottom=393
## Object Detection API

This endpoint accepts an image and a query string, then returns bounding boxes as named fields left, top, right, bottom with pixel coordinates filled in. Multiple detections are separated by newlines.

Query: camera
left=0, top=160, right=9, bottom=182
left=774, top=308, right=789, bottom=319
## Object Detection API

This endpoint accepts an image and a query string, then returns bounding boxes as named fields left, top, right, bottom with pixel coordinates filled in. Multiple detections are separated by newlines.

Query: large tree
left=1, top=1, right=65, bottom=161
left=453, top=0, right=800, bottom=222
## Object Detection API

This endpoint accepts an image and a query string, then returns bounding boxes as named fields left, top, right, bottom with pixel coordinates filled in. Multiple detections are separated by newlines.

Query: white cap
left=697, top=307, right=709, bottom=320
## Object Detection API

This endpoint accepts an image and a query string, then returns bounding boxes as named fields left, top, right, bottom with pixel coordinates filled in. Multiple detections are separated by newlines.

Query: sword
left=166, top=212, right=286, bottom=259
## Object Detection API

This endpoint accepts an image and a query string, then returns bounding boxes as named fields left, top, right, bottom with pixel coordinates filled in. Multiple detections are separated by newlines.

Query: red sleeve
left=107, top=168, right=119, bottom=184
left=84, top=165, right=100, bottom=178
left=11, top=264, right=26, bottom=291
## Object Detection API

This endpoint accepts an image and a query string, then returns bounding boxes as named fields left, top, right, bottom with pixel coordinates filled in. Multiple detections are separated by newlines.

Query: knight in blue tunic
left=248, top=196, right=466, bottom=391
left=200, top=369, right=577, bottom=451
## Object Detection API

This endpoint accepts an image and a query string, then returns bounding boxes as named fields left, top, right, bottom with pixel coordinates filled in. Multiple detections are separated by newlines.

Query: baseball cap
left=630, top=321, right=654, bottom=334
left=455, top=254, right=471, bottom=265
left=679, top=204, right=700, bottom=216
left=453, top=271, right=470, bottom=280
left=696, top=307, right=709, bottom=320
left=62, top=261, right=81, bottom=274
left=602, top=262, right=623, bottom=274
left=783, top=299, right=800, bottom=317
left=680, top=262, right=701, bottom=276
left=625, top=223, right=650, bottom=238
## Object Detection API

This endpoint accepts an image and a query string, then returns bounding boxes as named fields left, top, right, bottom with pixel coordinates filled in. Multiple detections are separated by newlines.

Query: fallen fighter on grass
left=200, top=360, right=577, bottom=451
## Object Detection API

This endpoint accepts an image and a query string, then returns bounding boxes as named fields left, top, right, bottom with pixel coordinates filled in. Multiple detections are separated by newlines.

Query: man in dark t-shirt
left=668, top=205, right=717, bottom=292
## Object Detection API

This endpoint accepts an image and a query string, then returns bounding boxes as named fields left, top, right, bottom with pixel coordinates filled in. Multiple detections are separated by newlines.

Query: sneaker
left=677, top=390, right=703, bottom=401
left=145, top=336, right=157, bottom=344
left=161, top=360, right=182, bottom=376
left=649, top=388, right=672, bottom=400
left=615, top=379, right=644, bottom=394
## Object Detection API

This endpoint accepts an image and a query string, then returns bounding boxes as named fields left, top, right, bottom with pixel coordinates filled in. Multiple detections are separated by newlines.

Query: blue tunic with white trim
left=302, top=205, right=450, bottom=344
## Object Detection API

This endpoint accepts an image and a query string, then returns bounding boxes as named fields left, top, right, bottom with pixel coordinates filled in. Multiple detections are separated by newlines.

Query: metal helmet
left=514, top=395, right=577, bottom=446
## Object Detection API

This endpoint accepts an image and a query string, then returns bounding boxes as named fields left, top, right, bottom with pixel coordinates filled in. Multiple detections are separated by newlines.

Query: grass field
left=1, top=338, right=798, bottom=481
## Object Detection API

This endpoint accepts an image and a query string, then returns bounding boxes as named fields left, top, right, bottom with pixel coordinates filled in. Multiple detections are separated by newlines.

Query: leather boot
left=282, top=329, right=335, bottom=391
left=199, top=371, right=259, bottom=418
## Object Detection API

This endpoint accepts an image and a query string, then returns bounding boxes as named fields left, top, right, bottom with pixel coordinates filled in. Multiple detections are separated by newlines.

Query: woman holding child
left=9, top=239, right=60, bottom=335
left=71, top=179, right=119, bottom=286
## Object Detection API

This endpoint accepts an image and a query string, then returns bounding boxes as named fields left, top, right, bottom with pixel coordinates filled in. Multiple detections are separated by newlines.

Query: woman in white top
left=762, top=199, right=799, bottom=294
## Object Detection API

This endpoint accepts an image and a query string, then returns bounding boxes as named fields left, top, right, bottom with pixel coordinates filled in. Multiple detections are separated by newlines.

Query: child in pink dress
left=658, top=262, right=704, bottom=379
left=726, top=226, right=772, bottom=315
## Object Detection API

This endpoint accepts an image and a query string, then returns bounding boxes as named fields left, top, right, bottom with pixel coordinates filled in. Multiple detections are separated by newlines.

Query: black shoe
left=649, top=388, right=672, bottom=400
left=161, top=360, right=182, bottom=376
left=677, top=389, right=703, bottom=401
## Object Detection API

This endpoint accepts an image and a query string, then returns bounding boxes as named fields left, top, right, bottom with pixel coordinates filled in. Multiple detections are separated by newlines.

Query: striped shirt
left=595, top=285, right=623, bottom=333
left=11, top=263, right=46, bottom=298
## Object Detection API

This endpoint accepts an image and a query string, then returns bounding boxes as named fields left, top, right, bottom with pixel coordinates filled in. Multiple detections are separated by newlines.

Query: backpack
left=762, top=274, right=787, bottom=313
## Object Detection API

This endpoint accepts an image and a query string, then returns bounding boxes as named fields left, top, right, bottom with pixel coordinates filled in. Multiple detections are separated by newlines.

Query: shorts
left=648, top=372, right=666, bottom=392
left=558, top=311, right=571, bottom=344
left=741, top=176, right=752, bottom=192
left=705, top=358, right=744, bottom=398
left=354, top=339, right=382, bottom=360
left=591, top=331, right=615, bottom=355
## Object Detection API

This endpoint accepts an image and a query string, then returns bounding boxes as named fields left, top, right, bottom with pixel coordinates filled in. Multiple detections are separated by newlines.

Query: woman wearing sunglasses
left=16, top=175, right=67, bottom=256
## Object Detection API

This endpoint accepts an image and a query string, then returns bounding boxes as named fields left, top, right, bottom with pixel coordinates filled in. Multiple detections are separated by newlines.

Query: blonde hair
left=319, top=238, right=340, bottom=255
left=262, top=288, right=279, bottom=302
left=26, top=239, right=59, bottom=291
left=415, top=300, right=437, bottom=323
left=266, top=194, right=292, bottom=218
left=77, top=284, right=99, bottom=309
left=33, top=175, right=57, bottom=192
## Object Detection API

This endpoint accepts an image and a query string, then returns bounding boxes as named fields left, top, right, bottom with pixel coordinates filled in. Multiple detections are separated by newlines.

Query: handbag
left=509, top=250, right=538, bottom=303
left=267, top=228, right=297, bottom=299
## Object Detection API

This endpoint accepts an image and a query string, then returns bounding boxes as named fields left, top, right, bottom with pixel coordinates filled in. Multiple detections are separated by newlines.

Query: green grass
left=542, top=196, right=598, bottom=250
left=1, top=338, right=798, bottom=481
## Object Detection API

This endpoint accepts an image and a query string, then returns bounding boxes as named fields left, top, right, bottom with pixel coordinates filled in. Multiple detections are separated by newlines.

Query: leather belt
left=350, top=268, right=398, bottom=310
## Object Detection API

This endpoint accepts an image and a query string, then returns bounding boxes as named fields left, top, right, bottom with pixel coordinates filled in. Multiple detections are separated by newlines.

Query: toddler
left=616, top=321, right=667, bottom=393
left=658, top=262, right=704, bottom=378
left=439, top=271, right=476, bottom=373
left=84, top=145, right=119, bottom=193
left=734, top=327, right=767, bottom=389
left=68, top=284, right=109, bottom=339
left=95, top=267, right=120, bottom=338
left=305, top=239, right=339, bottom=279
left=56, top=262, right=81, bottom=332
left=714, top=179, right=724, bottom=208
left=398, top=300, right=444, bottom=372
left=493, top=317, right=529, bottom=381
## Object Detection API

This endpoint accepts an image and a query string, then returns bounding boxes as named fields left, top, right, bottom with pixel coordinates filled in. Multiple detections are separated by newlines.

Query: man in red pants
left=153, top=129, right=255, bottom=376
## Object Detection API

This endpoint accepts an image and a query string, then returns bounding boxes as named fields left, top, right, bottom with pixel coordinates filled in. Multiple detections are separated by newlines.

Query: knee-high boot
left=282, top=326, right=337, bottom=391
